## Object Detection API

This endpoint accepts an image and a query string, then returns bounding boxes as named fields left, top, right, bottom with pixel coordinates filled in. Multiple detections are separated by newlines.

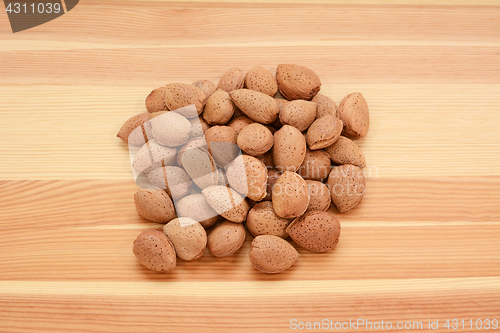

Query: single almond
left=163, top=218, right=207, bottom=261
left=279, top=100, right=317, bottom=132
left=134, top=188, right=176, bottom=223
left=133, top=229, right=176, bottom=272
left=181, top=145, right=219, bottom=190
left=228, top=116, right=254, bottom=134
left=298, top=149, right=331, bottom=181
left=226, top=155, right=268, bottom=201
left=306, top=115, right=343, bottom=150
left=285, top=210, right=341, bottom=252
left=229, top=89, right=280, bottom=124
left=148, top=166, right=192, bottom=200
left=312, top=93, right=338, bottom=120
left=246, top=201, right=291, bottom=238
left=150, top=111, right=191, bottom=147
left=202, top=185, right=250, bottom=223
left=338, top=92, right=369, bottom=138
left=117, top=113, right=152, bottom=146
left=324, top=136, right=366, bottom=167
left=327, top=164, right=365, bottom=213
left=175, top=193, right=219, bottom=228
left=217, top=68, right=245, bottom=93
left=272, top=171, right=310, bottom=219
left=244, top=66, right=278, bottom=96
left=204, top=126, right=240, bottom=167
left=203, top=89, right=235, bottom=125
left=276, top=64, right=321, bottom=101
left=249, top=235, right=299, bottom=274
left=305, top=180, right=331, bottom=212
left=237, top=123, right=274, bottom=156
left=188, top=116, right=210, bottom=140
left=145, top=87, right=168, bottom=113
left=132, top=139, right=177, bottom=174
left=207, top=220, right=246, bottom=257
left=192, top=80, right=216, bottom=99
left=164, top=83, right=206, bottom=117
left=273, top=125, right=306, bottom=172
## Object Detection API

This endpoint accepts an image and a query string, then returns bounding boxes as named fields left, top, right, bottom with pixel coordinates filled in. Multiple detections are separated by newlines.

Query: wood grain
left=0, top=0, right=499, bottom=332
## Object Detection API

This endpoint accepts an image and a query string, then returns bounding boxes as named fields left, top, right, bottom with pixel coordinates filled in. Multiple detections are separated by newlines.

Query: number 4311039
left=5, top=2, right=62, bottom=14
left=444, top=319, right=498, bottom=330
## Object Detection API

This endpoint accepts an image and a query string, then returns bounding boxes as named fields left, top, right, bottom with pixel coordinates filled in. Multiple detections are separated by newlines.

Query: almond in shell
left=132, top=139, right=177, bottom=174
left=203, top=89, right=235, bottom=125
left=306, top=115, right=343, bottom=150
left=312, top=93, right=338, bottom=119
left=145, top=87, right=167, bottom=113
left=163, top=218, right=207, bottom=261
left=148, top=166, right=192, bottom=200
left=117, top=113, right=152, bottom=146
left=164, top=83, right=206, bottom=117
left=298, top=149, right=331, bottom=181
left=285, top=210, right=341, bottom=252
left=228, top=116, right=254, bottom=134
left=276, top=64, right=321, bottom=101
left=192, top=80, right=216, bottom=99
left=338, top=92, right=369, bottom=138
left=229, top=89, right=280, bottom=124
left=226, top=155, right=268, bottom=201
left=207, top=220, right=246, bottom=257
left=217, top=68, right=245, bottom=93
left=272, top=171, right=310, bottom=219
left=246, top=201, right=291, bottom=238
left=134, top=188, right=176, bottom=223
left=150, top=111, right=191, bottom=147
left=305, top=180, right=331, bottom=212
left=279, top=100, right=317, bottom=132
left=327, top=164, right=365, bottom=213
left=249, top=235, right=299, bottom=274
left=324, top=136, right=366, bottom=167
left=175, top=193, right=219, bottom=228
left=133, top=229, right=176, bottom=272
left=244, top=66, right=278, bottom=96
left=236, top=123, right=274, bottom=156
left=204, top=126, right=240, bottom=167
left=273, top=125, right=306, bottom=172
left=202, top=185, right=250, bottom=223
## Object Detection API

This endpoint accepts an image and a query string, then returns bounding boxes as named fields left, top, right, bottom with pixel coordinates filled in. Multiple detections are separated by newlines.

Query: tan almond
left=256, top=150, right=274, bottom=169
left=285, top=210, right=341, bottom=252
left=163, top=218, right=207, bottom=261
left=203, top=89, right=235, bottom=125
left=338, top=92, right=369, bottom=138
left=306, top=115, right=343, bottom=150
left=207, top=220, right=246, bottom=257
left=217, top=68, right=244, bottom=93
left=202, top=185, right=250, bottom=223
left=312, top=93, right=338, bottom=119
left=249, top=235, right=299, bottom=274
left=145, top=87, right=168, bottom=113
left=117, top=113, right=152, bottom=146
left=176, top=137, right=208, bottom=168
left=264, top=168, right=282, bottom=201
left=324, top=136, right=366, bottom=167
left=175, top=193, right=219, bottom=228
left=229, top=89, right=280, bottom=124
left=228, top=116, right=254, bottom=134
left=164, top=83, right=206, bottom=117
left=327, top=164, right=365, bottom=213
left=305, top=180, right=331, bottom=212
left=272, top=171, right=310, bottom=219
left=188, top=116, right=210, bottom=140
left=276, top=64, right=321, bottom=101
left=237, top=123, right=274, bottom=156
left=279, top=100, right=317, bottom=132
left=273, top=125, right=306, bottom=172
left=204, top=126, right=240, bottom=167
left=298, top=149, right=331, bottom=181
left=150, top=111, right=191, bottom=147
left=247, top=201, right=291, bottom=238
left=181, top=145, right=219, bottom=190
left=147, top=166, right=192, bottom=200
left=226, top=155, right=268, bottom=201
left=134, top=188, right=176, bottom=223
left=133, top=229, right=176, bottom=272
left=192, top=80, right=216, bottom=99
left=244, top=66, right=278, bottom=96
left=132, top=139, right=177, bottom=174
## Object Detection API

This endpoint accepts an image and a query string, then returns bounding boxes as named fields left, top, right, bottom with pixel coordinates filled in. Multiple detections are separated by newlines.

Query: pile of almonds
left=117, top=64, right=369, bottom=274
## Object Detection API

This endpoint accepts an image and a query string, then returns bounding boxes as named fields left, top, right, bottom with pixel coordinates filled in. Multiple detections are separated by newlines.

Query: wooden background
left=0, top=0, right=499, bottom=332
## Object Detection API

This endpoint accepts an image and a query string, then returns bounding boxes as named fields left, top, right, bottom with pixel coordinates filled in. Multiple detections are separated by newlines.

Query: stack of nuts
left=117, top=64, right=369, bottom=274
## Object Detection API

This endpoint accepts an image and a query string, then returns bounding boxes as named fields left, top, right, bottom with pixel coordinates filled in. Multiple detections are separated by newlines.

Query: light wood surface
left=0, top=1, right=499, bottom=332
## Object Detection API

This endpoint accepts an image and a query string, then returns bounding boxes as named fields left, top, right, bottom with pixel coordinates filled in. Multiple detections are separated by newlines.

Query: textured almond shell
left=286, top=210, right=341, bottom=253
left=147, top=166, right=192, bottom=200
left=175, top=193, right=219, bottom=228
left=327, top=164, right=365, bottom=213
left=312, top=93, right=338, bottom=120
left=228, top=116, right=255, bottom=134
left=117, top=113, right=152, bottom=146
left=226, top=155, right=268, bottom=201
left=306, top=115, right=343, bottom=150
left=246, top=201, right=291, bottom=238
left=150, top=111, right=191, bottom=147
left=163, top=218, right=207, bottom=261
left=324, top=136, right=366, bottom=167
left=272, top=171, right=310, bottom=219
left=338, top=92, right=369, bottom=138
left=192, top=80, right=217, bottom=100
left=204, top=126, right=240, bottom=168
left=279, top=100, right=317, bottom=132
left=145, top=87, right=168, bottom=113
left=164, top=83, right=206, bottom=117
left=229, top=89, right=280, bottom=124
left=276, top=64, right=321, bottom=101
left=133, top=229, right=176, bottom=272
left=203, top=89, right=235, bottom=125
left=207, top=220, right=246, bottom=257
left=249, top=235, right=299, bottom=274
left=273, top=125, right=306, bottom=172
left=132, top=139, right=177, bottom=174
left=202, top=185, right=250, bottom=223
left=134, top=188, right=176, bottom=223
left=264, top=168, right=282, bottom=201
left=244, top=66, right=278, bottom=96
left=217, top=68, right=245, bottom=93
left=305, top=180, right=331, bottom=212
left=236, top=123, right=274, bottom=156
left=181, top=146, right=219, bottom=190
left=298, top=149, right=331, bottom=181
